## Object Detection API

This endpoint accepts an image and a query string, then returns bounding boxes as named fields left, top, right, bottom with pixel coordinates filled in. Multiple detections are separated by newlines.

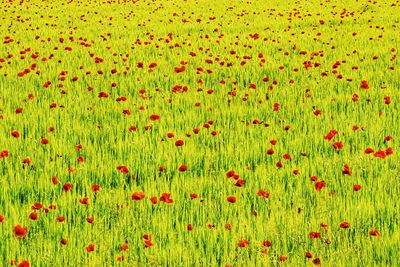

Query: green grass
left=0, top=0, right=399, bottom=265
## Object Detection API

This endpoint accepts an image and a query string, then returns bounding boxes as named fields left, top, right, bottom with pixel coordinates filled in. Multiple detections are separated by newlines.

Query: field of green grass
left=0, top=0, right=399, bottom=266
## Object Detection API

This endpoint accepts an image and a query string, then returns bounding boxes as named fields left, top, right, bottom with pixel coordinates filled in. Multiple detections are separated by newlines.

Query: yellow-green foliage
left=0, top=0, right=399, bottom=266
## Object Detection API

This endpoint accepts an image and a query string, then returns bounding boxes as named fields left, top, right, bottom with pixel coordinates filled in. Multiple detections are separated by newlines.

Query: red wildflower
left=374, top=150, right=386, bottom=159
left=332, top=141, right=343, bottom=150
left=187, top=224, right=193, bottom=231
left=324, top=130, right=338, bottom=141
left=227, top=196, right=236, bottom=203
left=342, top=164, right=352, bottom=176
left=29, top=212, right=38, bottom=220
left=116, top=165, right=129, bottom=174
left=315, top=181, right=326, bottom=191
left=14, top=225, right=28, bottom=238
left=369, top=229, right=380, bottom=236
left=144, top=240, right=154, bottom=248
left=149, top=114, right=160, bottom=121
left=360, top=80, right=369, bottom=89
left=63, top=183, right=72, bottom=192
left=41, top=138, right=49, bottom=145
left=175, top=140, right=184, bottom=146
left=0, top=215, right=4, bottom=223
left=235, top=179, right=245, bottom=187
left=86, top=244, right=95, bottom=252
left=178, top=165, right=188, bottom=172
left=353, top=184, right=361, bottom=191
left=262, top=240, right=272, bottom=247
left=91, top=184, right=101, bottom=192
left=238, top=239, right=249, bottom=248
left=340, top=222, right=350, bottom=229
left=11, top=130, right=20, bottom=138
left=309, top=232, right=321, bottom=239
left=312, top=258, right=321, bottom=265
left=60, top=238, right=67, bottom=245
left=364, top=147, right=374, bottom=154
left=257, top=190, right=270, bottom=199
left=17, top=261, right=30, bottom=267
left=160, top=193, right=173, bottom=203
left=305, top=252, right=312, bottom=258
left=132, top=192, right=145, bottom=200
left=86, top=217, right=94, bottom=223
left=279, top=256, right=288, bottom=262
left=0, top=150, right=9, bottom=158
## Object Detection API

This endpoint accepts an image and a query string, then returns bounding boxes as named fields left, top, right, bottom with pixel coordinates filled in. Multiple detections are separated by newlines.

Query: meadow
left=0, top=0, right=399, bottom=266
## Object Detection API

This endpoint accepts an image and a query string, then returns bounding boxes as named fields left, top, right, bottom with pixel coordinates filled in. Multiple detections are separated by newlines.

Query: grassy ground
left=0, top=0, right=399, bottom=266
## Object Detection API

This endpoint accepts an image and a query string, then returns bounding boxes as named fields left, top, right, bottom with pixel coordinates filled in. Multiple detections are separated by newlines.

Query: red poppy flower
left=225, top=224, right=232, bottom=230
left=41, top=138, right=49, bottom=145
left=374, top=150, right=386, bottom=159
left=63, top=183, right=72, bottom=192
left=279, top=256, right=288, bottom=262
left=132, top=192, right=145, bottom=200
left=175, top=140, right=184, bottom=146
left=86, top=243, right=95, bottom=252
left=332, top=141, right=343, bottom=150
left=166, top=132, right=175, bottom=138
left=360, top=80, right=369, bottom=89
left=160, top=193, right=173, bottom=203
left=283, top=154, right=291, bottom=160
left=120, top=243, right=128, bottom=251
left=190, top=193, right=198, bottom=199
left=11, top=130, right=20, bottom=138
left=276, top=161, right=283, bottom=168
left=144, top=240, right=154, bottom=248
left=235, top=179, right=245, bottom=187
left=369, top=229, right=380, bottom=236
left=227, top=196, right=236, bottom=203
left=309, top=232, right=321, bottom=239
left=149, top=114, right=160, bottom=121
left=238, top=239, right=249, bottom=248
left=86, top=217, right=94, bottom=223
left=187, top=224, right=193, bottom=231
left=91, top=184, right=101, bottom=192
left=305, top=252, right=312, bottom=258
left=364, top=147, right=374, bottom=154
left=266, top=149, right=275, bottom=155
left=17, top=260, right=30, bottom=267
left=324, top=130, right=338, bottom=141
left=14, top=225, right=28, bottom=238
left=353, top=184, right=361, bottom=191
left=116, top=165, right=129, bottom=174
left=312, top=258, right=321, bottom=265
left=29, top=212, right=38, bottom=220
left=0, top=150, right=9, bottom=159
left=80, top=198, right=89, bottom=205
left=384, top=135, right=393, bottom=142
left=342, top=164, right=352, bottom=176
left=270, top=139, right=277, bottom=145
left=32, top=203, right=43, bottom=210
left=0, top=215, right=4, bottom=223
left=386, top=147, right=393, bottom=156
left=262, top=240, right=272, bottom=247
left=226, top=170, right=235, bottom=178
left=57, top=216, right=65, bottom=222
left=60, top=238, right=67, bottom=245
left=315, top=181, right=326, bottom=191
left=340, top=221, right=350, bottom=229
left=23, top=158, right=31, bottom=165
left=257, top=190, right=270, bottom=199
left=178, top=165, right=188, bottom=172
